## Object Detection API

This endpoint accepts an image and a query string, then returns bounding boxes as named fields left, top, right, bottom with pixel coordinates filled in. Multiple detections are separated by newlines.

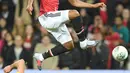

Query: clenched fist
left=94, top=2, right=106, bottom=8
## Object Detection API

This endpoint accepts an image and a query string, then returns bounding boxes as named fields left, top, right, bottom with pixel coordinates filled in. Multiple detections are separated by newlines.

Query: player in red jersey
left=27, top=0, right=106, bottom=70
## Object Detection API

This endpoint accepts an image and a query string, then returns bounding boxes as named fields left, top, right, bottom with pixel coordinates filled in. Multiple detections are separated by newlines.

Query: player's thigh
left=58, top=10, right=80, bottom=23
left=45, top=10, right=79, bottom=28
left=47, top=24, right=74, bottom=49
left=38, top=10, right=70, bottom=29
left=58, top=24, right=74, bottom=50
left=57, top=24, right=73, bottom=44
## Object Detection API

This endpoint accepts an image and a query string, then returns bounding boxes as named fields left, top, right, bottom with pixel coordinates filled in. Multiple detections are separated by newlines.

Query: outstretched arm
left=26, top=0, right=34, bottom=15
left=68, top=0, right=106, bottom=8
left=4, top=59, right=25, bottom=73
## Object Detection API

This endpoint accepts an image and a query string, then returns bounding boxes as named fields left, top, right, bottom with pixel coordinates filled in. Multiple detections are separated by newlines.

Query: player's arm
left=26, top=0, right=34, bottom=15
left=68, top=0, right=106, bottom=8
left=4, top=59, right=25, bottom=73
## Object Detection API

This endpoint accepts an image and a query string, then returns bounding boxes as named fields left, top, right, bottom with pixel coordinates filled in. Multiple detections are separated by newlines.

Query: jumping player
left=26, top=0, right=106, bottom=70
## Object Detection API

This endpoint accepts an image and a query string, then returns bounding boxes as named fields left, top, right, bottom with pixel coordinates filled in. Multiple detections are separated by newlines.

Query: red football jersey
left=39, top=0, right=59, bottom=16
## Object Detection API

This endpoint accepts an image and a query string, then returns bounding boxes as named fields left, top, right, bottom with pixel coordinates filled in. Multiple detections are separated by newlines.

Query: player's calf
left=68, top=27, right=99, bottom=49
left=33, top=41, right=73, bottom=70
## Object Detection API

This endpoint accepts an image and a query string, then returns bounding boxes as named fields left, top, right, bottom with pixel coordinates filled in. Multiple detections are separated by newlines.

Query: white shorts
left=38, top=10, right=72, bottom=44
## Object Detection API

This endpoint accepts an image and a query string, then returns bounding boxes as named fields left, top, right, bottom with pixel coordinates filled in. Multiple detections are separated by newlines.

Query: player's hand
left=4, top=65, right=12, bottom=73
left=26, top=5, right=33, bottom=15
left=94, top=2, right=106, bottom=8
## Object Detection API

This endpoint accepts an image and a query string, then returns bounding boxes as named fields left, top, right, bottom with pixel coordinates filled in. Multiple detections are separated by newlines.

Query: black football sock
left=42, top=43, right=69, bottom=59
left=74, top=41, right=81, bottom=49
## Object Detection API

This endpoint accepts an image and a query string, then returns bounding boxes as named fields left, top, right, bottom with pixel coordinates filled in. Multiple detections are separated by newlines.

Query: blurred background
left=0, top=0, right=130, bottom=70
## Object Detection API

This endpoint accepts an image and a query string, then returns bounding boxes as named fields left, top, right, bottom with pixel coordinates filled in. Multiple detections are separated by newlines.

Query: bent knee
left=69, top=10, right=80, bottom=20
left=63, top=41, right=74, bottom=50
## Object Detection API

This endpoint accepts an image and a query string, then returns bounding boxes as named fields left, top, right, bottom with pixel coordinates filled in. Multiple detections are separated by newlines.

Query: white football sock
left=80, top=39, right=87, bottom=49
left=39, top=53, right=44, bottom=61
left=34, top=53, right=44, bottom=61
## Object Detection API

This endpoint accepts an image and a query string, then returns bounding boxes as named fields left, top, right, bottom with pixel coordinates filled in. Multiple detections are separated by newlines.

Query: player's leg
left=42, top=40, right=74, bottom=58
left=35, top=18, right=74, bottom=70
left=34, top=26, right=98, bottom=70
left=68, top=10, right=80, bottom=20
left=34, top=41, right=74, bottom=70
left=34, top=10, right=97, bottom=70
left=34, top=24, right=74, bottom=57
left=68, top=10, right=99, bottom=49
left=36, top=10, right=96, bottom=58
left=4, top=59, right=25, bottom=73
left=68, top=27, right=98, bottom=49
left=65, top=10, right=98, bottom=49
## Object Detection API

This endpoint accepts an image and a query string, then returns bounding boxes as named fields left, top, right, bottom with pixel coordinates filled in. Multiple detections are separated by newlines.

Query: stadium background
left=0, top=0, right=130, bottom=71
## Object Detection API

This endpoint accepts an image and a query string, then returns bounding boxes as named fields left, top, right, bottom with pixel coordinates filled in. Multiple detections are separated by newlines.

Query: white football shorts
left=38, top=10, right=72, bottom=44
